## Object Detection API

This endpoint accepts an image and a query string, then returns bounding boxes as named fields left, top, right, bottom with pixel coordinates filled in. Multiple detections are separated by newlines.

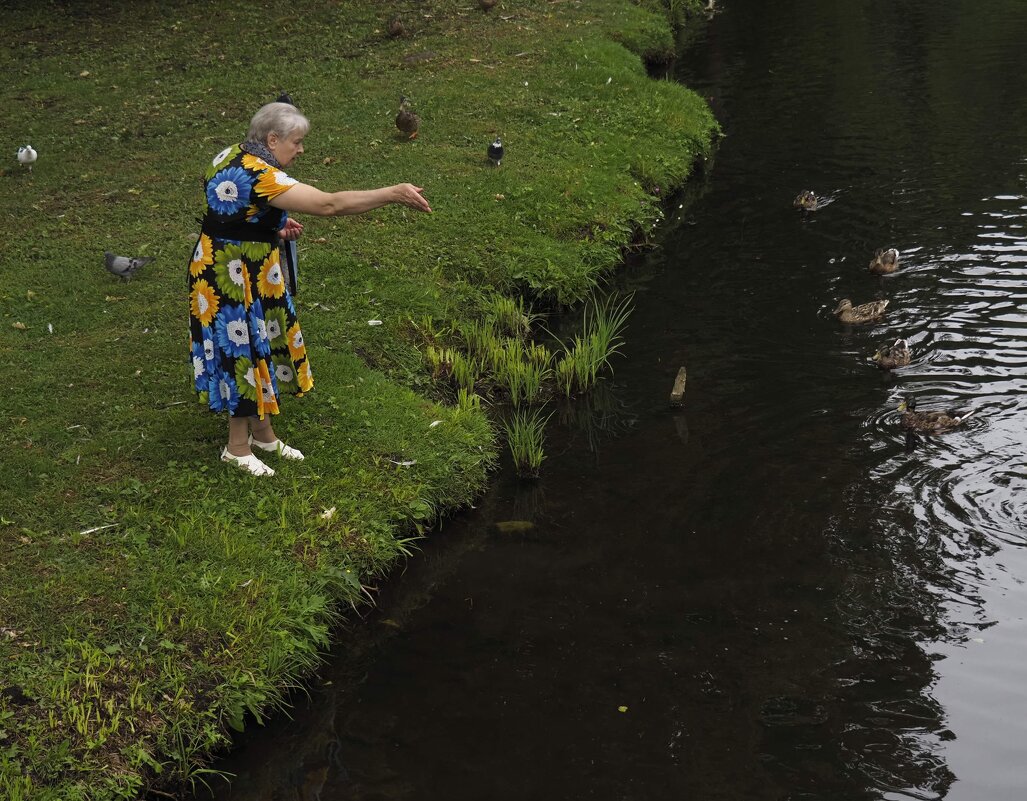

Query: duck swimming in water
left=869, top=247, right=900, bottom=274
left=872, top=338, right=911, bottom=369
left=833, top=298, right=888, bottom=324
left=793, top=190, right=818, bottom=210
left=897, top=397, right=975, bottom=434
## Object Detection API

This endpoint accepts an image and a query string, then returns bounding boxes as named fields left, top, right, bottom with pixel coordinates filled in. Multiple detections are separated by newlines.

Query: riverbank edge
left=0, top=2, right=718, bottom=798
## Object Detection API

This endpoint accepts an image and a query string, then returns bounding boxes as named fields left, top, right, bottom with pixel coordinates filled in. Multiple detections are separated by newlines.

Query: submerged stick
left=670, top=366, right=687, bottom=406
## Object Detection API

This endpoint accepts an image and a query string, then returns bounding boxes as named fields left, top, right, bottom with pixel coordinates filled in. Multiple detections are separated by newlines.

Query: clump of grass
left=456, top=388, right=482, bottom=414
left=584, top=293, right=633, bottom=364
left=450, top=351, right=479, bottom=393
left=425, top=345, right=456, bottom=381
left=502, top=408, right=552, bottom=478
left=554, top=294, right=634, bottom=395
left=409, top=314, right=456, bottom=347
left=458, top=317, right=503, bottom=360
left=492, top=340, right=551, bottom=407
left=483, top=294, right=543, bottom=339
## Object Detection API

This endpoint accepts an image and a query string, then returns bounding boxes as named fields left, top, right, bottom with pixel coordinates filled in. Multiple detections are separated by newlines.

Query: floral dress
left=188, top=144, right=313, bottom=418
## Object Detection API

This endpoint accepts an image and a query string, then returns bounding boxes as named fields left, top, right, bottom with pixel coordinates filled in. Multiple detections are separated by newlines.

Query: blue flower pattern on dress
left=208, top=367, right=240, bottom=414
left=206, top=165, right=254, bottom=216
left=215, top=303, right=251, bottom=359
left=191, top=341, right=207, bottom=391
left=188, top=145, right=313, bottom=418
left=248, top=299, right=272, bottom=357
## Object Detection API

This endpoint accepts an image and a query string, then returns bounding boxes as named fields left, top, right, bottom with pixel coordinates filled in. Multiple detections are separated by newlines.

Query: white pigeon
left=17, top=145, right=37, bottom=171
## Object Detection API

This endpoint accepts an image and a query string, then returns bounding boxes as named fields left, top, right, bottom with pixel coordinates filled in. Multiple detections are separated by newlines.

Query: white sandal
left=248, top=435, right=305, bottom=461
left=221, top=447, right=275, bottom=476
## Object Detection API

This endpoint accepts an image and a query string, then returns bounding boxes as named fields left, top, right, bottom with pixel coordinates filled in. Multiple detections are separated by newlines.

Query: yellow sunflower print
left=242, top=154, right=271, bottom=172
left=258, top=252, right=286, bottom=299
left=189, top=233, right=214, bottom=277
left=190, top=279, right=220, bottom=327
left=255, top=167, right=298, bottom=199
left=298, top=359, right=314, bottom=392
left=287, top=322, right=306, bottom=361
left=254, top=359, right=280, bottom=417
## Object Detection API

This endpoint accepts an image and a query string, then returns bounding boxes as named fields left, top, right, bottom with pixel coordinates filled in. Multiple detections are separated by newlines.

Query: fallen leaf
left=618, top=705, right=628, bottom=713
left=79, top=70, right=91, bottom=77
left=12, top=322, right=27, bottom=330
left=320, top=506, right=337, bottom=521
left=429, top=420, right=443, bottom=428
left=368, top=319, right=383, bottom=326
left=495, top=520, right=534, bottom=534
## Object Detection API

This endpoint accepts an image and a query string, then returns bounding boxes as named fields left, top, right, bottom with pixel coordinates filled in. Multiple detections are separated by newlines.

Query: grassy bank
left=0, top=0, right=717, bottom=797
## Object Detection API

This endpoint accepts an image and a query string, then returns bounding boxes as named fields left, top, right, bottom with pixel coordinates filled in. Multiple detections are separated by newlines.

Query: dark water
left=202, top=2, right=1027, bottom=799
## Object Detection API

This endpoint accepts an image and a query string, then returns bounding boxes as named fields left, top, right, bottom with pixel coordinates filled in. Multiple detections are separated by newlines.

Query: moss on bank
left=0, top=0, right=717, bottom=797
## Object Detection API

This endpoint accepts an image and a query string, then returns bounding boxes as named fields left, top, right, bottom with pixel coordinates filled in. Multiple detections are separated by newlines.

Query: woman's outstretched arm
left=270, top=182, right=432, bottom=216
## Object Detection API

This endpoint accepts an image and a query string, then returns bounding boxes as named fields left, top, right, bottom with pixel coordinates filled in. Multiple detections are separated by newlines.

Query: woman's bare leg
left=226, top=416, right=252, bottom=457
left=250, top=416, right=277, bottom=444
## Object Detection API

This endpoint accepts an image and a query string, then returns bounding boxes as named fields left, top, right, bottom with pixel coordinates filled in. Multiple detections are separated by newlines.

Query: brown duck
left=793, top=190, right=818, bottom=210
left=833, top=298, right=888, bottom=324
left=872, top=338, right=911, bottom=369
left=387, top=16, right=405, bottom=37
left=869, top=247, right=899, bottom=274
left=479, top=0, right=498, bottom=9
left=395, top=96, right=420, bottom=139
left=898, top=397, right=975, bottom=434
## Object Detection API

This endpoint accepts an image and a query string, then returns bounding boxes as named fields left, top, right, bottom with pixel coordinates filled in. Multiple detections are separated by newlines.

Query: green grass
left=502, top=408, right=552, bottom=478
left=0, top=0, right=716, bottom=797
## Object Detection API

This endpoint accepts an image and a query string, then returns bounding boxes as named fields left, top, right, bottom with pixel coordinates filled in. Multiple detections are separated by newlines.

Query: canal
left=203, top=1, right=1027, bottom=798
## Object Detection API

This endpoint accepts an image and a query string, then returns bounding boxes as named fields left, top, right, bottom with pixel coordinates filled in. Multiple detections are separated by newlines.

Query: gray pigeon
left=104, top=251, right=154, bottom=280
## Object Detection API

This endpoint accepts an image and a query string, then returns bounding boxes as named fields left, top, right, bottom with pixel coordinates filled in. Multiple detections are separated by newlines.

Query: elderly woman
left=188, top=102, right=431, bottom=476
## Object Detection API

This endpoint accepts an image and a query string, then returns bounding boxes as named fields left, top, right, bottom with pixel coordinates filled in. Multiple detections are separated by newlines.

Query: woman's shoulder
left=204, top=144, right=245, bottom=182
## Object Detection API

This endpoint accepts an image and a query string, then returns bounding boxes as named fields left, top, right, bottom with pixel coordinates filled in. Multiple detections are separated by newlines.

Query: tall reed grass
left=502, top=408, right=552, bottom=477
left=553, top=293, right=634, bottom=396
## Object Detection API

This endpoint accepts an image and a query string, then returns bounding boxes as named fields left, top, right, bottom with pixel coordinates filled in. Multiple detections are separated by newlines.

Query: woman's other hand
left=279, top=218, right=304, bottom=241
left=391, top=184, right=432, bottom=213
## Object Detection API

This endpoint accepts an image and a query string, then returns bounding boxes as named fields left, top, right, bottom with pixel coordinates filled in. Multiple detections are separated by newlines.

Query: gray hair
left=245, top=102, right=310, bottom=145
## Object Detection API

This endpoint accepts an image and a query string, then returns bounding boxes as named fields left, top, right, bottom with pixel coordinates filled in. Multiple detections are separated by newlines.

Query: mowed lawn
left=0, top=1, right=716, bottom=798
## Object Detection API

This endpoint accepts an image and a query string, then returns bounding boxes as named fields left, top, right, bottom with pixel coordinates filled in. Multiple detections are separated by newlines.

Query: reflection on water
left=202, top=1, right=1027, bottom=800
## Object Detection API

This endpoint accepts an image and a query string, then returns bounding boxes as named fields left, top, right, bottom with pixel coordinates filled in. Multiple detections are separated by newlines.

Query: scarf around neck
left=240, top=139, right=281, bottom=169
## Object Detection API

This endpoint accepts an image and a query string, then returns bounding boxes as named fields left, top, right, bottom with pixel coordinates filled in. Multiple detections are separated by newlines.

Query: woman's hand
left=391, top=184, right=432, bottom=213
left=279, top=218, right=304, bottom=241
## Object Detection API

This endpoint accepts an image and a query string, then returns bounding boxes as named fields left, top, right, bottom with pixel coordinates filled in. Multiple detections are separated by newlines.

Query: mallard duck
left=869, top=247, right=899, bottom=274
left=898, top=397, right=975, bottom=434
left=387, top=16, right=405, bottom=37
left=833, top=298, right=888, bottom=324
left=793, top=190, right=818, bottom=210
left=395, top=96, right=420, bottom=139
left=872, top=338, right=911, bottom=369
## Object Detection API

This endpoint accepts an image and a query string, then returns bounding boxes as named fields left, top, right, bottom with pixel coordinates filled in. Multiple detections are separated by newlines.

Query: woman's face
left=269, top=130, right=305, bottom=167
